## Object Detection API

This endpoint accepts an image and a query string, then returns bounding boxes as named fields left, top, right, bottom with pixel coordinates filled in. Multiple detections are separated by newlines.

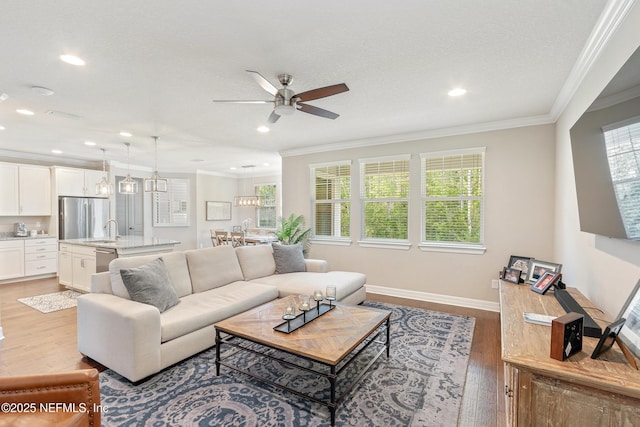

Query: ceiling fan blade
left=212, top=100, right=272, bottom=104
left=268, top=110, right=281, bottom=123
left=296, top=83, right=349, bottom=102
left=246, top=70, right=278, bottom=96
left=297, top=103, right=339, bottom=120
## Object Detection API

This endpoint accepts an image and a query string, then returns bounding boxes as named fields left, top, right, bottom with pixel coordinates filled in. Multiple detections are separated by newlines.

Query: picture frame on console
left=616, top=278, right=640, bottom=360
left=502, top=267, right=522, bottom=284
left=507, top=255, right=531, bottom=283
left=530, top=272, right=561, bottom=295
left=525, top=259, right=562, bottom=284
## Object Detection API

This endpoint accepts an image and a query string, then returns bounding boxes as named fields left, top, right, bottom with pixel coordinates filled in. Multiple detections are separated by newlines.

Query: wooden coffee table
left=214, top=295, right=391, bottom=426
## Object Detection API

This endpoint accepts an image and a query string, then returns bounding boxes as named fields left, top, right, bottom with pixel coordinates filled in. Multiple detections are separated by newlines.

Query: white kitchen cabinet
left=0, top=240, right=25, bottom=280
left=55, top=167, right=109, bottom=198
left=18, top=165, right=52, bottom=215
left=0, top=162, right=51, bottom=216
left=24, top=237, right=57, bottom=276
left=59, top=243, right=97, bottom=292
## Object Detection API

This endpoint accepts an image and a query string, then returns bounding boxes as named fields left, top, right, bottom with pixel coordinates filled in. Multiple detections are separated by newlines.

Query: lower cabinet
left=0, top=240, right=25, bottom=280
left=24, top=238, right=58, bottom=276
left=59, top=243, right=96, bottom=292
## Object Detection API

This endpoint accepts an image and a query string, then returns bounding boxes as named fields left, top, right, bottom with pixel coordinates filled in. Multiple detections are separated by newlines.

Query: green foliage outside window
left=256, top=184, right=276, bottom=228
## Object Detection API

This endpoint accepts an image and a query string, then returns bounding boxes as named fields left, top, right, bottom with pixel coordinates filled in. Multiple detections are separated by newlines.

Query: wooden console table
left=500, top=281, right=640, bottom=426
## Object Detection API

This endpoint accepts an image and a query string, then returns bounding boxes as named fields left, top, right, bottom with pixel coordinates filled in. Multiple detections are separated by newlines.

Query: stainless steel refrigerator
left=59, top=197, right=110, bottom=240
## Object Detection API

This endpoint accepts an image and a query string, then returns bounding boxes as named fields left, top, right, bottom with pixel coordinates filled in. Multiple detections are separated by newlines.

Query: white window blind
left=255, top=184, right=277, bottom=228
left=311, top=162, right=351, bottom=238
left=602, top=121, right=640, bottom=240
left=359, top=156, right=410, bottom=240
left=421, top=148, right=484, bottom=245
left=153, top=178, right=190, bottom=227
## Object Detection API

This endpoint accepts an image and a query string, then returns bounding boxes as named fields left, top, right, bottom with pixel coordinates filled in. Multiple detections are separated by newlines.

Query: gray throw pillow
left=272, top=243, right=306, bottom=274
left=120, top=258, right=180, bottom=312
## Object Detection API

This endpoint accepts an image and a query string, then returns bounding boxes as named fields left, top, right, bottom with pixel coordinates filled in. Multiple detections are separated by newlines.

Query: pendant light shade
left=144, top=136, right=168, bottom=192
left=95, top=148, right=114, bottom=196
left=118, top=142, right=138, bottom=194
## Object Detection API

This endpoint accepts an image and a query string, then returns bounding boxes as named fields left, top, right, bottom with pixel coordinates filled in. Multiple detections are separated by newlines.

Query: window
left=421, top=148, right=484, bottom=248
left=602, top=119, right=640, bottom=240
left=153, top=178, right=190, bottom=227
left=255, top=184, right=277, bottom=228
left=311, top=162, right=350, bottom=239
left=359, top=155, right=410, bottom=241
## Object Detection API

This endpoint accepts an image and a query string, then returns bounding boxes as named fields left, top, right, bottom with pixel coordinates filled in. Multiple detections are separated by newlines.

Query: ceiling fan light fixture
left=274, top=104, right=295, bottom=116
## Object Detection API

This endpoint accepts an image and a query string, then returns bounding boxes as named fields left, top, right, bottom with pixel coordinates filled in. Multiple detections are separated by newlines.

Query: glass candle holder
left=313, top=290, right=323, bottom=301
left=283, top=303, right=296, bottom=320
left=326, top=285, right=336, bottom=300
left=299, top=295, right=311, bottom=311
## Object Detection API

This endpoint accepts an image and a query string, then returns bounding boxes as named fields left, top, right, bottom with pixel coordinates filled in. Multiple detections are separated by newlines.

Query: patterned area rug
left=17, top=290, right=81, bottom=313
left=100, top=301, right=475, bottom=426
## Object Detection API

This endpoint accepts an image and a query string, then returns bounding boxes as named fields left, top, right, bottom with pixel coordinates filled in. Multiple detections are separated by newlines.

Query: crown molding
left=280, top=114, right=553, bottom=157
left=0, top=149, right=99, bottom=168
left=587, top=83, right=640, bottom=112
left=549, top=0, right=638, bottom=120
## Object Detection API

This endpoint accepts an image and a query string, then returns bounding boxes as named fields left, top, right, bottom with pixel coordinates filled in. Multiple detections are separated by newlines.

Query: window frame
left=254, top=183, right=277, bottom=229
left=419, top=147, right=486, bottom=254
left=357, top=154, right=411, bottom=250
left=310, top=161, right=352, bottom=245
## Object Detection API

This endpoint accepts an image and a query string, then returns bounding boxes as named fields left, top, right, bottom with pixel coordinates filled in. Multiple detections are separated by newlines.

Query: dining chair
left=210, top=230, right=220, bottom=246
left=230, top=231, right=245, bottom=247
left=214, top=230, right=228, bottom=246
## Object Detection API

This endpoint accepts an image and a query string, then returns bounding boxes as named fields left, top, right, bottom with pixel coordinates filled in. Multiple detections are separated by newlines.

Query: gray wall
left=282, top=124, right=556, bottom=306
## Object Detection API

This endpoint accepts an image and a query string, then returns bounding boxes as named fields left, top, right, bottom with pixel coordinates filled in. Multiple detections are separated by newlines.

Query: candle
left=314, top=290, right=323, bottom=300
left=285, top=306, right=293, bottom=315
left=301, top=302, right=309, bottom=310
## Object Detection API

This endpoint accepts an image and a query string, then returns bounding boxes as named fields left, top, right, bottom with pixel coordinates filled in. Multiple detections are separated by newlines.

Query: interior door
left=115, top=176, right=144, bottom=237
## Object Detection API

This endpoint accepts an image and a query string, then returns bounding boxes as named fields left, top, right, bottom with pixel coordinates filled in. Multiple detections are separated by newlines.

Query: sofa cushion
left=160, top=281, right=278, bottom=342
left=109, top=252, right=192, bottom=299
left=185, top=245, right=244, bottom=293
left=119, top=258, right=180, bottom=313
left=251, top=271, right=366, bottom=300
left=235, top=245, right=276, bottom=280
left=272, top=243, right=306, bottom=274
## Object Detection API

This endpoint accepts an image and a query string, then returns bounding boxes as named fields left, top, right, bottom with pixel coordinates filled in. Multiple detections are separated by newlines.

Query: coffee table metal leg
left=386, top=317, right=391, bottom=357
left=215, top=330, right=221, bottom=376
left=329, top=365, right=337, bottom=426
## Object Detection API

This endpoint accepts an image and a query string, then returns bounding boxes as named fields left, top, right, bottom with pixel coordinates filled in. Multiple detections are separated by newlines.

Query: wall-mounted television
left=570, top=45, right=640, bottom=242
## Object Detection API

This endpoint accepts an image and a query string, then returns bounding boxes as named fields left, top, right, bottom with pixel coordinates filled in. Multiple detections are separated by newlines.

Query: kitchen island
left=59, top=237, right=180, bottom=292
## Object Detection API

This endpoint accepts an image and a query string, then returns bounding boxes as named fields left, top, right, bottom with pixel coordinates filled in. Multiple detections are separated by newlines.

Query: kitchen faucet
left=103, top=219, right=120, bottom=241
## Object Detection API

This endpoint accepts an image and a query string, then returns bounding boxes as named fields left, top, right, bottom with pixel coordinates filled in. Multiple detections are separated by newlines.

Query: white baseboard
left=366, top=285, right=500, bottom=312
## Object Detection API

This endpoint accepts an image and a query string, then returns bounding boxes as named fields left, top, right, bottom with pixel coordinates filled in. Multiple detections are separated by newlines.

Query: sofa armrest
left=77, top=293, right=161, bottom=382
left=0, top=368, right=100, bottom=426
left=305, top=258, right=328, bottom=273
left=91, top=271, right=112, bottom=293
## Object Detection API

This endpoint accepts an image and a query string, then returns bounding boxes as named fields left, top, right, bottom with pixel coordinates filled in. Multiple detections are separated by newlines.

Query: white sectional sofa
left=77, top=244, right=366, bottom=382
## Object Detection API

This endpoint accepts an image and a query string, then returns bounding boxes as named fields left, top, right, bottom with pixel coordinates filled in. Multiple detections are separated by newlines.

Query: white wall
left=555, top=2, right=640, bottom=318
left=282, top=124, right=556, bottom=305
left=196, top=172, right=238, bottom=248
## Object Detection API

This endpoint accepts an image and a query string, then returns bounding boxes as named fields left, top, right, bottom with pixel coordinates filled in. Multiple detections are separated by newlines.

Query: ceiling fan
left=213, top=70, right=349, bottom=123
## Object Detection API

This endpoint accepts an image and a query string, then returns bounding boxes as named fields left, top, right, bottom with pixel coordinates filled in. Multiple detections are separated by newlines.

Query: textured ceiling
left=0, top=1, right=608, bottom=176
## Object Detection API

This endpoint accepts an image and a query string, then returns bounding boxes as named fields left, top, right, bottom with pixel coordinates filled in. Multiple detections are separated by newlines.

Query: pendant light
left=95, top=148, right=114, bottom=196
left=118, top=142, right=138, bottom=194
left=144, top=136, right=168, bottom=192
left=234, top=165, right=262, bottom=207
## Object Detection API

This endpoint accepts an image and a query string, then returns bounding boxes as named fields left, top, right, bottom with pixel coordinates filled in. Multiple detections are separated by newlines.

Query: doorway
left=115, top=176, right=144, bottom=237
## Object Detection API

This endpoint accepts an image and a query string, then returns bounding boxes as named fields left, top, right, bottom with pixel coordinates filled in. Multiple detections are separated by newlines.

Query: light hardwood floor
left=0, top=277, right=502, bottom=426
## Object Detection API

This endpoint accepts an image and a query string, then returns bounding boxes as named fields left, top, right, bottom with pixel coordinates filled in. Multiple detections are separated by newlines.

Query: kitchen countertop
left=0, top=233, right=55, bottom=240
left=60, top=237, right=180, bottom=250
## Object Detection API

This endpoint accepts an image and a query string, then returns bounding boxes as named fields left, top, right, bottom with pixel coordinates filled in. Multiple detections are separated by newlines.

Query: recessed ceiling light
left=51, top=149, right=63, bottom=154
left=448, top=88, right=467, bottom=97
left=257, top=126, right=270, bottom=133
left=60, top=54, right=86, bottom=66
left=229, top=167, right=237, bottom=171
left=84, top=141, right=96, bottom=146
left=263, top=163, right=269, bottom=167
left=31, top=86, right=55, bottom=96
left=120, top=131, right=132, bottom=137
left=0, top=125, right=5, bottom=130
left=16, top=109, right=34, bottom=116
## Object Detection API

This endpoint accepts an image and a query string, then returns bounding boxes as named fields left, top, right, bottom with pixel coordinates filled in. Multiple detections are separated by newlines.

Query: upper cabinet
left=55, top=167, right=108, bottom=198
left=0, top=162, right=51, bottom=216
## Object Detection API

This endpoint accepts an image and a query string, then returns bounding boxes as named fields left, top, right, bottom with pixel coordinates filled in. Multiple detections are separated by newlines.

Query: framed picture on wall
left=206, top=201, right=231, bottom=221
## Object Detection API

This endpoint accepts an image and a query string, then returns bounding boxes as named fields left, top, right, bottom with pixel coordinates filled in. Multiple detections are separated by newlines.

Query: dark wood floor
left=0, top=277, right=502, bottom=426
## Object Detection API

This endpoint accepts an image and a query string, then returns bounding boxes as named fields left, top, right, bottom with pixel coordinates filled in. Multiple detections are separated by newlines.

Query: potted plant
left=275, top=213, right=311, bottom=256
